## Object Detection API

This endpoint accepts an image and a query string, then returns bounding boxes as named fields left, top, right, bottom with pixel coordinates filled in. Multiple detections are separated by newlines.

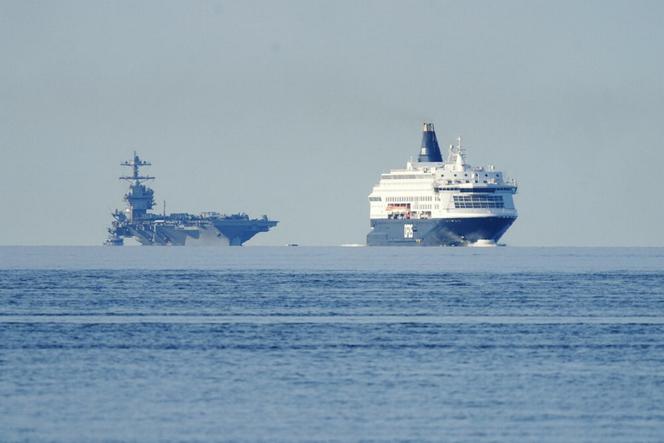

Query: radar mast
left=119, top=151, right=155, bottom=183
left=119, top=152, right=155, bottom=221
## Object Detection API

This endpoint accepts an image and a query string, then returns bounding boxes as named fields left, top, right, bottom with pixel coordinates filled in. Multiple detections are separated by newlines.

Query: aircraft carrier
left=105, top=153, right=277, bottom=246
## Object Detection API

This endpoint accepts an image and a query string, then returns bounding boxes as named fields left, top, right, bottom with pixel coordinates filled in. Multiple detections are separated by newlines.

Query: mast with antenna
left=119, top=151, right=155, bottom=183
left=119, top=152, right=156, bottom=221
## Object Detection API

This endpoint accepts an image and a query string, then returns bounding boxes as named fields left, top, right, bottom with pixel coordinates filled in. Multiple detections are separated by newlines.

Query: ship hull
left=366, top=216, right=516, bottom=246
left=119, top=219, right=278, bottom=246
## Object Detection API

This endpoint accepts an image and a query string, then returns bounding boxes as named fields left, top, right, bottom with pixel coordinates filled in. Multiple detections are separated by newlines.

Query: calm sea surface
left=1, top=247, right=664, bottom=442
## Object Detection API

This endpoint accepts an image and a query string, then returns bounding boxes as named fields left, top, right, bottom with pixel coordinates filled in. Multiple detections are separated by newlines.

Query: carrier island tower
left=367, top=123, right=518, bottom=246
left=105, top=153, right=277, bottom=246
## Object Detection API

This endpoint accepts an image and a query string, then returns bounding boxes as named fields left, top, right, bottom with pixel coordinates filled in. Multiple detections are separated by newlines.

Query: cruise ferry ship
left=367, top=123, right=518, bottom=246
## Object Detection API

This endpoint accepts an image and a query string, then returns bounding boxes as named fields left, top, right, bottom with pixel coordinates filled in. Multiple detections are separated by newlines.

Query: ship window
left=453, top=195, right=504, bottom=209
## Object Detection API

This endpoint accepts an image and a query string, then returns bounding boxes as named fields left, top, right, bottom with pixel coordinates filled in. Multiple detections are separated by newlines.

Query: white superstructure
left=366, top=123, right=518, bottom=246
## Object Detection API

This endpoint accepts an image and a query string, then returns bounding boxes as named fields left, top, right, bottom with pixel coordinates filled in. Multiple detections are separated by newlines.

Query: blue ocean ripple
left=1, top=248, right=664, bottom=442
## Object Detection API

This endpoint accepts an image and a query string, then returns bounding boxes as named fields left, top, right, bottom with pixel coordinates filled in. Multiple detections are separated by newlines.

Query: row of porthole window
left=446, top=180, right=492, bottom=184
left=454, top=195, right=503, bottom=202
left=441, top=174, right=500, bottom=178
left=384, top=195, right=434, bottom=202
left=440, top=187, right=513, bottom=192
left=454, top=202, right=504, bottom=209
left=382, top=175, right=428, bottom=180
left=442, top=173, right=500, bottom=178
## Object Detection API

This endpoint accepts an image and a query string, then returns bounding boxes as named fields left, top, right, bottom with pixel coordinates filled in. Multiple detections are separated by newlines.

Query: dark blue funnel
left=417, top=122, right=443, bottom=162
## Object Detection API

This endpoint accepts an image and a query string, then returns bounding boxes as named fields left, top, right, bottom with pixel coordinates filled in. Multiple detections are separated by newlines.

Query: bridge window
left=453, top=195, right=504, bottom=209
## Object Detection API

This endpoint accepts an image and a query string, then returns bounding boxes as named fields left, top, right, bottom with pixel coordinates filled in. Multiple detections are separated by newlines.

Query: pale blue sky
left=1, top=0, right=662, bottom=245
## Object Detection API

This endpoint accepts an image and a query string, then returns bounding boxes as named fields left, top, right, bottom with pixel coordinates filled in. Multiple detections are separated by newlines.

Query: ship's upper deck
left=376, top=138, right=516, bottom=191
left=368, top=123, right=518, bottom=220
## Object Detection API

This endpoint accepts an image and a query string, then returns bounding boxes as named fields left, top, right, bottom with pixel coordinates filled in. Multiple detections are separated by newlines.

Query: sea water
left=1, top=247, right=663, bottom=442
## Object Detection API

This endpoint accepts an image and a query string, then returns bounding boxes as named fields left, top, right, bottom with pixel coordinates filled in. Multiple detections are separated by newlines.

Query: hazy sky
left=1, top=0, right=663, bottom=246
